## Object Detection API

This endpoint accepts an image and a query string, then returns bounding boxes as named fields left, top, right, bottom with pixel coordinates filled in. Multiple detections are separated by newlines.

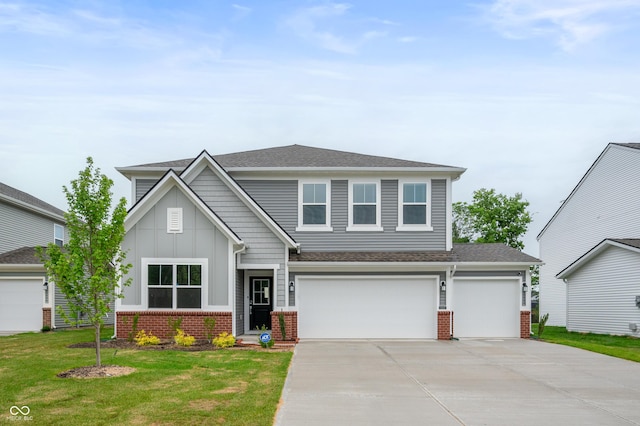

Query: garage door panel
left=454, top=278, right=520, bottom=338
left=0, top=279, right=43, bottom=332
left=298, top=276, right=437, bottom=339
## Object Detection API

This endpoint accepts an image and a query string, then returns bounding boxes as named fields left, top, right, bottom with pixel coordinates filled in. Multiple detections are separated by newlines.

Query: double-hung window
left=54, top=224, right=64, bottom=247
left=397, top=180, right=432, bottom=231
left=348, top=181, right=382, bottom=231
left=146, top=260, right=207, bottom=309
left=297, top=181, right=332, bottom=231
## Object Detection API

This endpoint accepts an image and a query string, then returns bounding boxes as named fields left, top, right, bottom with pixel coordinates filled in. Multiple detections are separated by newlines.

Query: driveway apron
left=275, top=339, right=640, bottom=426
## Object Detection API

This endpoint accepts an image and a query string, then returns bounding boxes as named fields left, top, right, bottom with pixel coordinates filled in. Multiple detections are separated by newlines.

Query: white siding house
left=537, top=143, right=640, bottom=327
left=557, top=239, right=640, bottom=336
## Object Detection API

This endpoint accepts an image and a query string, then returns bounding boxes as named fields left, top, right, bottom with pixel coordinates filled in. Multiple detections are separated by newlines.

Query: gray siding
left=53, top=287, right=115, bottom=328
left=567, top=246, right=640, bottom=336
left=189, top=168, right=288, bottom=307
left=235, top=269, right=244, bottom=335
left=135, top=179, right=159, bottom=203
left=121, top=186, right=230, bottom=307
left=0, top=202, right=65, bottom=254
left=239, top=178, right=447, bottom=251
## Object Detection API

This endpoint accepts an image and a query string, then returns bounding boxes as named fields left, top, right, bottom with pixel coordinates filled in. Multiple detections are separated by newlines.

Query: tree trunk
left=95, top=324, right=101, bottom=367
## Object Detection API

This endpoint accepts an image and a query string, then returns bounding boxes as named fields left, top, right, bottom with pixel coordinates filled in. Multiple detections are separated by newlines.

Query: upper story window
left=347, top=181, right=382, bottom=231
left=397, top=180, right=432, bottom=231
left=297, top=181, right=332, bottom=231
left=54, top=224, right=64, bottom=247
left=146, top=260, right=206, bottom=309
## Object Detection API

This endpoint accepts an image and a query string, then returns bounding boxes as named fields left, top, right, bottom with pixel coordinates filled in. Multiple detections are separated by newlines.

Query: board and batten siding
left=0, top=202, right=65, bottom=254
left=566, top=246, right=640, bottom=336
left=121, top=186, right=230, bottom=307
left=188, top=168, right=288, bottom=307
left=539, top=145, right=640, bottom=326
left=238, top=178, right=447, bottom=251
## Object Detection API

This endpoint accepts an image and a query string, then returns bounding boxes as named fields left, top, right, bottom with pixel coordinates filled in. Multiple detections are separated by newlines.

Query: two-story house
left=0, top=182, right=66, bottom=333
left=115, top=145, right=541, bottom=340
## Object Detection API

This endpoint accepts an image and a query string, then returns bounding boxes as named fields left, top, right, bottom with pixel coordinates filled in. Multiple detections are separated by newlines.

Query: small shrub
left=204, top=317, right=216, bottom=343
left=167, top=317, right=183, bottom=337
left=135, top=330, right=160, bottom=346
left=127, top=313, right=140, bottom=343
left=278, top=312, right=287, bottom=341
left=41, top=325, right=51, bottom=332
left=174, top=329, right=195, bottom=347
left=537, top=313, right=550, bottom=339
left=212, top=332, right=236, bottom=348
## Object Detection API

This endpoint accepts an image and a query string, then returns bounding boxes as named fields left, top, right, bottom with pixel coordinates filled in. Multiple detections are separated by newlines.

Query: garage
left=453, top=278, right=521, bottom=338
left=0, top=278, right=44, bottom=333
left=297, top=275, right=438, bottom=339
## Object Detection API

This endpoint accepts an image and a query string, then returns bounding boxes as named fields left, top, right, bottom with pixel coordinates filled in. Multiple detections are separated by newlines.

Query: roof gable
left=179, top=151, right=299, bottom=249
left=125, top=170, right=243, bottom=246
left=537, top=143, right=640, bottom=240
left=557, top=238, right=640, bottom=278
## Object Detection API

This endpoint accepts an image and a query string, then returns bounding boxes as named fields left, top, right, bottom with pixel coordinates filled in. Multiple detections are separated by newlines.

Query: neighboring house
left=115, top=145, right=541, bottom=340
left=557, top=239, right=640, bottom=336
left=538, top=143, right=640, bottom=328
left=0, top=182, right=65, bottom=333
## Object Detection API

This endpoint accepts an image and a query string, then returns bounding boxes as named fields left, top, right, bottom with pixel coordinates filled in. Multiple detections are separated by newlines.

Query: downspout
left=232, top=243, right=247, bottom=337
left=449, top=265, right=457, bottom=340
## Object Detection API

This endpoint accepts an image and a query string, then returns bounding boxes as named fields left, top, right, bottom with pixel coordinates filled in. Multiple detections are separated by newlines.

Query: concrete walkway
left=275, top=339, right=640, bottom=426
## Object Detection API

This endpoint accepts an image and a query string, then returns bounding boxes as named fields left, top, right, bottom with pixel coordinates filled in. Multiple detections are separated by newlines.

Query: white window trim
left=54, top=223, right=64, bottom=246
left=396, top=179, right=433, bottom=231
left=296, top=179, right=333, bottom=232
left=347, top=179, right=383, bottom=232
left=142, top=258, right=208, bottom=310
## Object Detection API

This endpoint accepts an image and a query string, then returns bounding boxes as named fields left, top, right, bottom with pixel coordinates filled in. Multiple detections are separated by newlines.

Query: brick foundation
left=437, top=311, right=452, bottom=340
left=42, top=307, right=51, bottom=329
left=116, top=311, right=232, bottom=339
left=520, top=310, right=531, bottom=339
left=270, top=311, right=298, bottom=341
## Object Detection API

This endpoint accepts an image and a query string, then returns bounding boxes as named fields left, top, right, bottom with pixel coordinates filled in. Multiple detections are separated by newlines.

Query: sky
left=1, top=0, right=640, bottom=256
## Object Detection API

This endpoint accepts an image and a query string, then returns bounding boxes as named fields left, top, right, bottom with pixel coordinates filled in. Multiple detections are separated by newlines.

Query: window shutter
left=167, top=208, right=183, bottom=233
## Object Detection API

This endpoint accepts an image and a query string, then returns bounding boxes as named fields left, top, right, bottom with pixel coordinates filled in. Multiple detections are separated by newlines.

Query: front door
left=250, top=277, right=272, bottom=330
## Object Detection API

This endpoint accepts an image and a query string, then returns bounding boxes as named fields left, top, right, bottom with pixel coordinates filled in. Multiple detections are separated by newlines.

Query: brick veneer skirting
left=116, top=311, right=232, bottom=339
left=42, top=307, right=51, bottom=329
left=520, top=310, right=531, bottom=339
left=270, top=311, right=298, bottom=341
left=437, top=311, right=452, bottom=340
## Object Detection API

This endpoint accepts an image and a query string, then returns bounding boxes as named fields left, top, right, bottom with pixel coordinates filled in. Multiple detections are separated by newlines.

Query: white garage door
left=297, top=276, right=438, bottom=339
left=453, top=278, right=520, bottom=338
left=0, top=279, right=43, bottom=333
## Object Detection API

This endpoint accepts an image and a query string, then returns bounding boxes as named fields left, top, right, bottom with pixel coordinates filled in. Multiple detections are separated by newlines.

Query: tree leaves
left=453, top=188, right=532, bottom=250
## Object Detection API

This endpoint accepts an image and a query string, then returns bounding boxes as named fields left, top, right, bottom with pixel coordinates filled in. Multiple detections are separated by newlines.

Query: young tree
left=453, top=188, right=532, bottom=250
left=38, top=157, right=131, bottom=367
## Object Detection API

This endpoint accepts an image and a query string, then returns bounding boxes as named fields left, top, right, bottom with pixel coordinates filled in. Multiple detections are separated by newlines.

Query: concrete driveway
left=275, top=339, right=640, bottom=426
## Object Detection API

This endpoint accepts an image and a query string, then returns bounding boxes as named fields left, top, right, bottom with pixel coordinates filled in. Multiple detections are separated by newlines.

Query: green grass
left=532, top=325, right=640, bottom=362
left=0, top=327, right=292, bottom=425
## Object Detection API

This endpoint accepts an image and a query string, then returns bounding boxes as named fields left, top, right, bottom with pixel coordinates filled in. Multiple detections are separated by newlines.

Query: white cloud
left=484, top=0, right=640, bottom=51
left=231, top=4, right=252, bottom=21
left=398, top=36, right=418, bottom=43
left=284, top=3, right=387, bottom=54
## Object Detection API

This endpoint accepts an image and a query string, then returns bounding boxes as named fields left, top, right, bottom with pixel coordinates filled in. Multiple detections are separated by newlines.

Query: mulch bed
left=67, top=339, right=295, bottom=352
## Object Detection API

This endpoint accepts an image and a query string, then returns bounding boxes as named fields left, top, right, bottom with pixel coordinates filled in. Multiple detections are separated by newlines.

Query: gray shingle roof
left=127, top=145, right=462, bottom=170
left=0, top=182, right=65, bottom=218
left=290, top=243, right=541, bottom=264
left=612, top=143, right=640, bottom=150
left=0, top=247, right=42, bottom=265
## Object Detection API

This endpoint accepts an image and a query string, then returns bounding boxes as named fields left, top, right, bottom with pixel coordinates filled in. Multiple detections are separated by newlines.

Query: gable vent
left=167, top=208, right=183, bottom=233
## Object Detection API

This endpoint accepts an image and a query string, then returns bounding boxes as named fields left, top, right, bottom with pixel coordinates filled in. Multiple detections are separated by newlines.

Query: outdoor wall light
left=440, top=281, right=446, bottom=291
left=43, top=281, right=49, bottom=290
left=289, top=281, right=295, bottom=292
left=522, top=283, right=528, bottom=292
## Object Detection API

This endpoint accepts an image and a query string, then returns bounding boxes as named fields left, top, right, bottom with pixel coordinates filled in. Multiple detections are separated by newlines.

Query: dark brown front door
left=250, top=277, right=272, bottom=330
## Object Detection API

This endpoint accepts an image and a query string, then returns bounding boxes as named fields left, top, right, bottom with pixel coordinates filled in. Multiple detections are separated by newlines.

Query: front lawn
left=532, top=325, right=640, bottom=363
left=0, top=327, right=292, bottom=425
